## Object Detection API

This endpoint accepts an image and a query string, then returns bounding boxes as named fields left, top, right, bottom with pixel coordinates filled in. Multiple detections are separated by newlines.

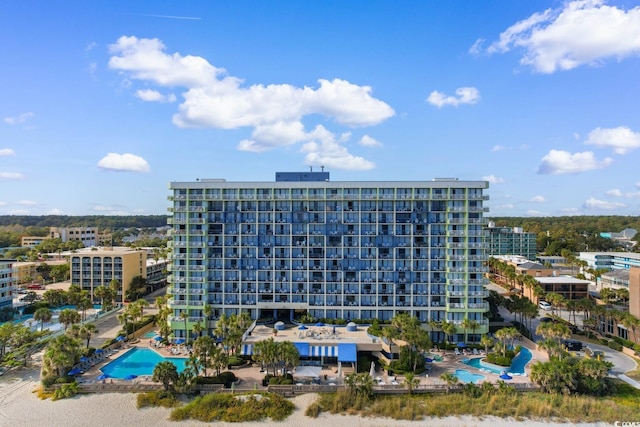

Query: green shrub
left=196, top=371, right=237, bottom=388
left=228, top=355, right=244, bottom=366
left=137, top=390, right=179, bottom=408
left=600, top=338, right=610, bottom=346
left=52, top=382, right=79, bottom=400
left=305, top=401, right=321, bottom=418
left=170, top=392, right=294, bottom=422
left=608, top=341, right=623, bottom=351
left=41, top=374, right=58, bottom=388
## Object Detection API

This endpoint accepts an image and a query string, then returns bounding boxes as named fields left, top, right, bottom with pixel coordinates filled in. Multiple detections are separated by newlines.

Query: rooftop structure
left=167, top=172, right=490, bottom=344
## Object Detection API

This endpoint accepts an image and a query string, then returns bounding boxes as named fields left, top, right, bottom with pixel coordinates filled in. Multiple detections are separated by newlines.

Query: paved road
left=490, top=282, right=638, bottom=378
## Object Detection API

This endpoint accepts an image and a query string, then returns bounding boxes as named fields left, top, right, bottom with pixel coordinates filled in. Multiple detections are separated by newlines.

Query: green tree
left=440, top=372, right=459, bottom=394
left=403, top=372, right=420, bottom=395
left=34, top=307, right=52, bottom=332
left=126, top=276, right=147, bottom=301
left=153, top=361, right=179, bottom=391
left=193, top=335, right=216, bottom=376
left=67, top=323, right=98, bottom=348
left=42, top=334, right=82, bottom=378
left=58, top=308, right=81, bottom=331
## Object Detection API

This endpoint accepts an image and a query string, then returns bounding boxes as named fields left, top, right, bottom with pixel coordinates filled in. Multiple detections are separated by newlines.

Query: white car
left=539, top=301, right=552, bottom=311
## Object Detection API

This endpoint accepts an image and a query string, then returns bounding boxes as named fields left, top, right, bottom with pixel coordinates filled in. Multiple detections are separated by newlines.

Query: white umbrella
left=369, top=361, right=375, bottom=377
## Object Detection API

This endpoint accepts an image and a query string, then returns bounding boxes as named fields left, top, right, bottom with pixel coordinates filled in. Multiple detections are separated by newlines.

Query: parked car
left=539, top=301, right=552, bottom=311
left=540, top=317, right=553, bottom=323
left=564, top=339, right=583, bottom=351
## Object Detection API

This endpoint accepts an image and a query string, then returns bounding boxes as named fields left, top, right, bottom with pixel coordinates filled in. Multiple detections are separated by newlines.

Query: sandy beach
left=0, top=359, right=609, bottom=427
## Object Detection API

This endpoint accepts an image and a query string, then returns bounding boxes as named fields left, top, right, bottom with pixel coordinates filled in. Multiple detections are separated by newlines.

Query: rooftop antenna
left=321, top=165, right=324, bottom=172
left=310, top=166, right=313, bottom=172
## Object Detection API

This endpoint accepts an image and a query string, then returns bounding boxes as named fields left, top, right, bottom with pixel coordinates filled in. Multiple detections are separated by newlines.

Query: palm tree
left=58, top=308, right=81, bottom=331
left=403, top=372, right=420, bottom=395
left=209, top=345, right=229, bottom=376
left=440, top=320, right=457, bottom=345
left=34, top=307, right=52, bottom=332
left=68, top=323, right=98, bottom=348
left=193, top=335, right=215, bottom=376
left=440, top=372, right=459, bottom=394
left=117, top=310, right=133, bottom=340
left=43, top=334, right=82, bottom=377
left=153, top=361, right=179, bottom=391
left=76, top=295, right=93, bottom=322
left=179, top=310, right=189, bottom=345
left=460, top=318, right=473, bottom=344
left=480, top=334, right=494, bottom=355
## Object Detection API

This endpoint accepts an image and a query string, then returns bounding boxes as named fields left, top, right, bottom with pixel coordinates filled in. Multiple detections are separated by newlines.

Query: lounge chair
left=454, top=348, right=461, bottom=356
left=472, top=348, right=479, bottom=355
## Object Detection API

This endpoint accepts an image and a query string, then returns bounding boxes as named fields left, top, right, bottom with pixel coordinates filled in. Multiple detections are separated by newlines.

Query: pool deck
left=79, top=333, right=543, bottom=388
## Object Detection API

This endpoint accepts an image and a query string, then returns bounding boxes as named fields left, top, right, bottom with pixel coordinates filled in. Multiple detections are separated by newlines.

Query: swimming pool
left=463, top=347, right=532, bottom=374
left=100, top=348, right=188, bottom=379
left=454, top=369, right=486, bottom=384
left=142, top=331, right=158, bottom=338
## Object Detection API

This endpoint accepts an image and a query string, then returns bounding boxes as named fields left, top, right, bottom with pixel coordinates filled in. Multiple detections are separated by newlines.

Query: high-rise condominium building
left=167, top=172, right=490, bottom=343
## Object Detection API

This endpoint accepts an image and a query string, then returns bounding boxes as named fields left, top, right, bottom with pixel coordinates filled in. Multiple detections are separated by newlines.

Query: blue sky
left=1, top=0, right=640, bottom=217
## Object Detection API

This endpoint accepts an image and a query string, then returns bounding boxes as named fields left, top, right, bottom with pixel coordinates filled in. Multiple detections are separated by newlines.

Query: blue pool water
left=101, top=348, right=187, bottom=379
left=142, top=331, right=158, bottom=338
left=454, top=369, right=486, bottom=384
left=463, top=347, right=532, bottom=375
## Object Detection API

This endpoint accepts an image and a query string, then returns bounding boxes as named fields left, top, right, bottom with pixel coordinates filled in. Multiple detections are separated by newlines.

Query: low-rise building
left=600, top=269, right=630, bottom=290
left=578, top=252, right=640, bottom=271
left=486, top=223, right=537, bottom=260
left=12, top=260, right=68, bottom=285
left=535, top=276, right=590, bottom=300
left=0, top=259, right=16, bottom=308
left=70, top=247, right=147, bottom=304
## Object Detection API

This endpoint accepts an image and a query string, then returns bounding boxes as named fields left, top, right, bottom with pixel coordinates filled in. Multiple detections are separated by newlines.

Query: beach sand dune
left=0, top=366, right=603, bottom=427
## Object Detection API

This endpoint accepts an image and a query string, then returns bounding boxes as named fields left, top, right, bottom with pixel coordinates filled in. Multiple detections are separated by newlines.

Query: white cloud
left=358, top=135, right=383, bottom=148
left=530, top=195, right=546, bottom=203
left=605, top=189, right=623, bottom=197
left=491, top=145, right=505, bottom=152
left=47, top=208, right=64, bottom=215
left=605, top=188, right=640, bottom=199
left=135, top=89, right=177, bottom=103
left=526, top=210, right=546, bottom=216
left=8, top=209, right=29, bottom=215
left=427, top=87, right=480, bottom=108
left=15, top=200, right=37, bottom=206
left=484, top=0, right=640, bottom=73
left=0, top=148, right=15, bottom=156
left=4, top=112, right=34, bottom=125
left=301, top=125, right=374, bottom=171
left=0, top=202, right=6, bottom=207
left=238, top=121, right=307, bottom=152
left=494, top=203, right=514, bottom=209
left=537, top=149, right=612, bottom=174
left=97, top=153, right=151, bottom=173
left=583, top=197, right=626, bottom=210
left=108, top=36, right=392, bottom=168
left=585, top=126, right=640, bottom=154
left=85, top=42, right=97, bottom=51
left=482, top=175, right=504, bottom=184
left=0, top=172, right=24, bottom=180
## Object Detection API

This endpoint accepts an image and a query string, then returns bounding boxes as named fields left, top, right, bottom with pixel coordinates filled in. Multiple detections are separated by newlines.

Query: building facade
left=578, top=252, right=640, bottom=271
left=50, top=227, right=99, bottom=247
left=486, top=223, right=537, bottom=260
left=70, top=247, right=146, bottom=304
left=167, top=173, right=490, bottom=343
left=0, top=259, right=16, bottom=308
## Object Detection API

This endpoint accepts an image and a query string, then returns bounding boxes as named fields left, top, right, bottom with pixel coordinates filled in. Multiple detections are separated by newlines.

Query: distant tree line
left=489, top=215, right=640, bottom=255
left=0, top=215, right=168, bottom=248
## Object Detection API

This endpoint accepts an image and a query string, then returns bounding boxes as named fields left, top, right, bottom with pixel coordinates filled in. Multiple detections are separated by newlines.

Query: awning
left=337, top=343, right=357, bottom=362
left=294, top=342, right=310, bottom=357
left=311, top=345, right=338, bottom=357
left=241, top=344, right=253, bottom=355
